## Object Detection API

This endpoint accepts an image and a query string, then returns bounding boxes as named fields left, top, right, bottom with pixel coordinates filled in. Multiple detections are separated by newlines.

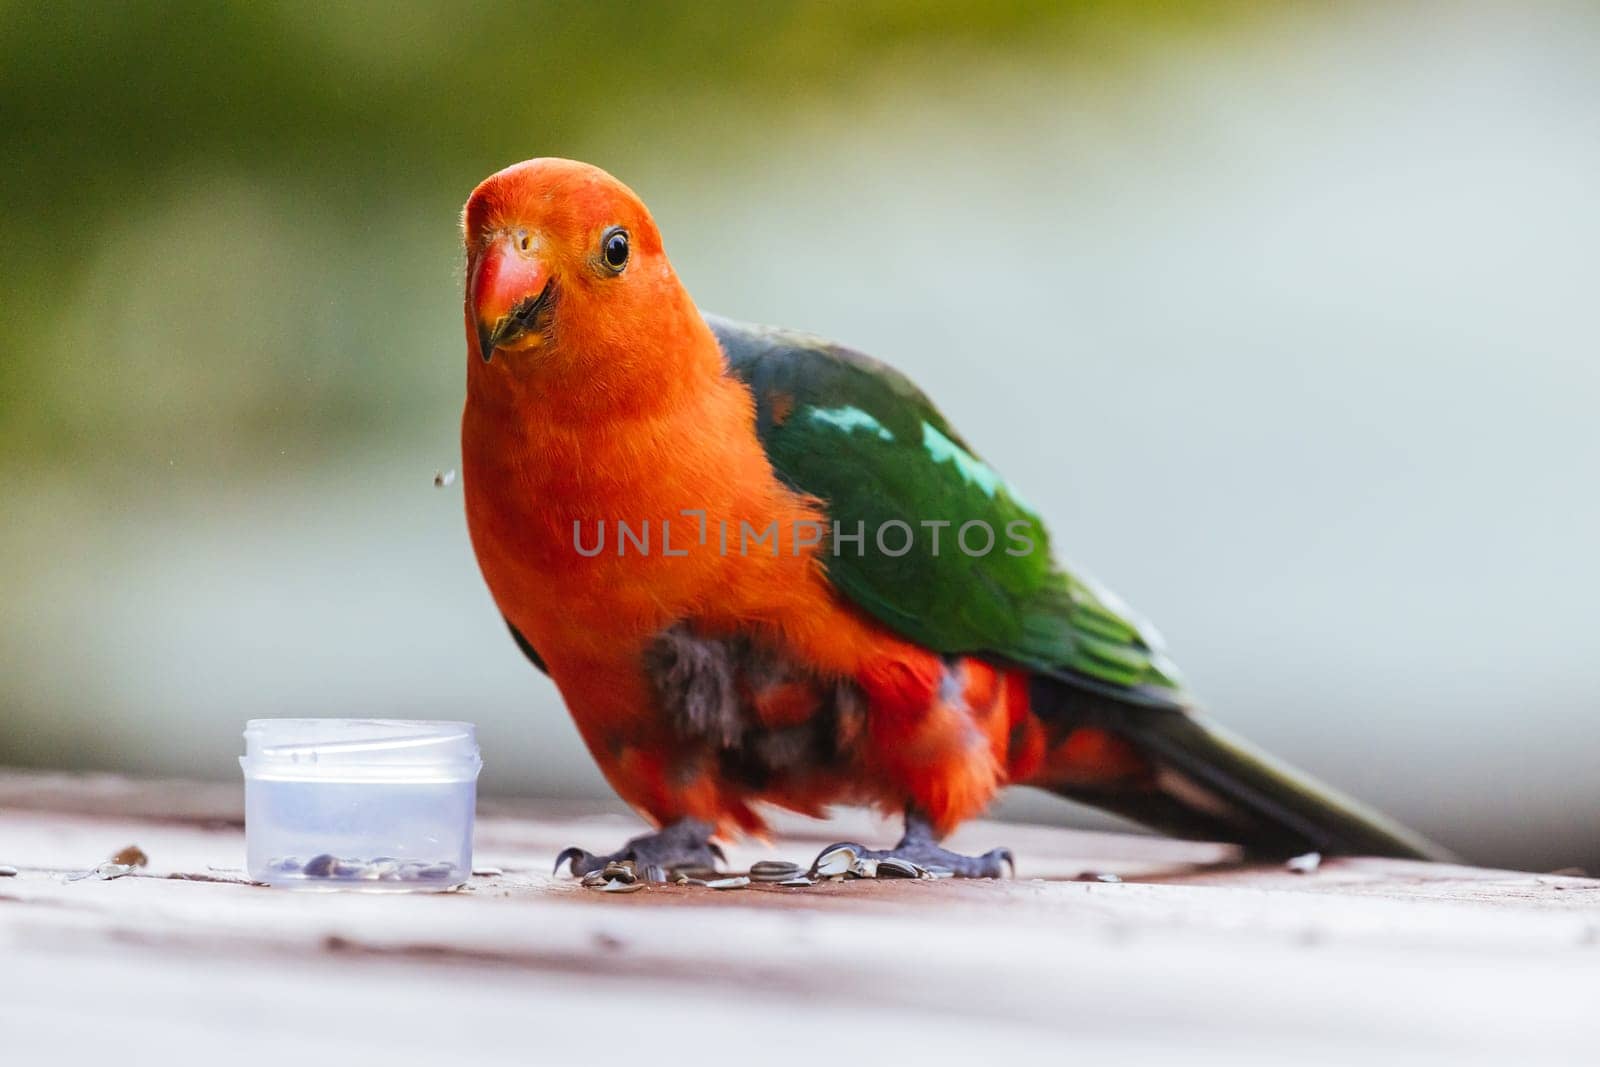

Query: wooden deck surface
left=1, top=768, right=1596, bottom=1065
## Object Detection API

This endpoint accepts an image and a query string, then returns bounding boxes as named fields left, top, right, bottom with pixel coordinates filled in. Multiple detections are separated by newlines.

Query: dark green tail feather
left=1031, top=678, right=1453, bottom=862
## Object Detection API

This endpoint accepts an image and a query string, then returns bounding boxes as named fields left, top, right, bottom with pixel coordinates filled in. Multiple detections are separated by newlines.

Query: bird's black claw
left=554, top=846, right=600, bottom=877
left=552, top=818, right=723, bottom=881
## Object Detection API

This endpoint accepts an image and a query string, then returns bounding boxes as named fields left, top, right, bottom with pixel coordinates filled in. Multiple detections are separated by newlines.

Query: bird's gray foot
left=810, top=810, right=1014, bottom=879
left=554, top=818, right=724, bottom=882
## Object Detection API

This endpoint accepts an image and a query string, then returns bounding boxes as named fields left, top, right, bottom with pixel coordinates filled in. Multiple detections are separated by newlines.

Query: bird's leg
left=554, top=818, right=725, bottom=882
left=810, top=809, right=1014, bottom=879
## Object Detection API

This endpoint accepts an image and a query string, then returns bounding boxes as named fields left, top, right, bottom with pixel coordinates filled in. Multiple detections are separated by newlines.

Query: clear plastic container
left=241, top=719, right=482, bottom=891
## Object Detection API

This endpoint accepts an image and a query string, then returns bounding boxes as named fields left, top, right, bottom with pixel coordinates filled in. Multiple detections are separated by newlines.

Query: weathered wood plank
left=1, top=769, right=1596, bottom=1065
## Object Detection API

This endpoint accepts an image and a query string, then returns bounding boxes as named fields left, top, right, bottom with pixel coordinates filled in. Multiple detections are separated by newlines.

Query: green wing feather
left=710, top=314, right=1184, bottom=704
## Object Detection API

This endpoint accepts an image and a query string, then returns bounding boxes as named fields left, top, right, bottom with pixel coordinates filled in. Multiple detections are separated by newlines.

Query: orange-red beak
left=471, top=234, right=552, bottom=362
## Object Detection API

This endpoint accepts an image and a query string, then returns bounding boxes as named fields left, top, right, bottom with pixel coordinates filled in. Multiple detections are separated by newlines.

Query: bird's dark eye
left=600, top=227, right=629, bottom=273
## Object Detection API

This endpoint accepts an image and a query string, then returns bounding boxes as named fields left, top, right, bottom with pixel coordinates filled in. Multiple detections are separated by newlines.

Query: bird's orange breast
left=462, top=365, right=846, bottom=686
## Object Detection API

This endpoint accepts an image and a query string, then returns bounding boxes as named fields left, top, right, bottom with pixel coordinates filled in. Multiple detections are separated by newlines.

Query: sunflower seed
left=1286, top=852, right=1322, bottom=875
left=670, top=864, right=719, bottom=880
left=303, top=854, right=339, bottom=878
left=641, top=864, right=669, bottom=883
left=433, top=469, right=456, bottom=488
left=811, top=845, right=859, bottom=878
left=875, top=857, right=924, bottom=879
left=415, top=863, right=456, bottom=881
left=1073, top=871, right=1121, bottom=883
left=109, top=845, right=148, bottom=868
left=777, top=876, right=815, bottom=888
left=0, top=866, right=17, bottom=878
left=365, top=859, right=401, bottom=880
left=581, top=870, right=610, bottom=888
left=599, top=878, right=645, bottom=893
left=472, top=866, right=504, bottom=877
left=706, top=876, right=750, bottom=890
left=749, top=860, right=802, bottom=882
left=920, top=865, right=954, bottom=879
left=333, top=859, right=368, bottom=878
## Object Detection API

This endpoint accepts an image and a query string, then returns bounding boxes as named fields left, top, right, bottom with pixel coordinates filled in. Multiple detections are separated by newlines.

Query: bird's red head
left=463, top=159, right=705, bottom=390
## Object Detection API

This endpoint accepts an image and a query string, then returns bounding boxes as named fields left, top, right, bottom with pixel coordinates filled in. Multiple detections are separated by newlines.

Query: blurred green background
left=4, top=1, right=1597, bottom=871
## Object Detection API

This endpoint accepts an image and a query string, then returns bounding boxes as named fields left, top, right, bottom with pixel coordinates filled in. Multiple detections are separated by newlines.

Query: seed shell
left=601, top=861, right=637, bottom=883
left=811, top=846, right=859, bottom=878
left=1286, top=852, right=1322, bottom=875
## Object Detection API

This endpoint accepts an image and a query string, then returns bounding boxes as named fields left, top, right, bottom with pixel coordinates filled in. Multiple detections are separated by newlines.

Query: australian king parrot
left=460, top=157, right=1446, bottom=879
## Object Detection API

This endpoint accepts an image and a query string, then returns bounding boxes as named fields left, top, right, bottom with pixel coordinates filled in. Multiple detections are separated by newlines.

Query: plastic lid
left=240, top=719, right=483, bottom=783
